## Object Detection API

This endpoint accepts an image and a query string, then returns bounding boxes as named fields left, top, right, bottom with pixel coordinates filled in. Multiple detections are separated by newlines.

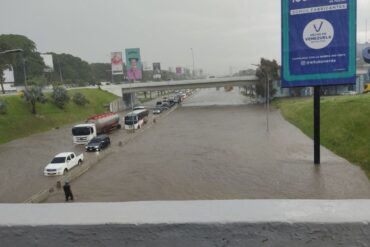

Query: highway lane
left=45, top=88, right=370, bottom=202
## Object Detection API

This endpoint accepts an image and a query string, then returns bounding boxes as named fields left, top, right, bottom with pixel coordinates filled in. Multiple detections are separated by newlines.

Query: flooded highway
left=43, top=88, right=370, bottom=202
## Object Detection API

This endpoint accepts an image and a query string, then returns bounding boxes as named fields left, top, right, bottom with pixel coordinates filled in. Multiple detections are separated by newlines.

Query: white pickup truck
left=44, top=152, right=84, bottom=176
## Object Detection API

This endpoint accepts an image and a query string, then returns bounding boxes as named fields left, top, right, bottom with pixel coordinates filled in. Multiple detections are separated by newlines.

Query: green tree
left=48, top=53, right=93, bottom=85
left=23, top=85, right=46, bottom=114
left=255, top=58, right=280, bottom=98
left=52, top=85, right=69, bottom=109
left=0, top=34, right=44, bottom=85
left=90, top=63, right=111, bottom=83
left=72, top=92, right=89, bottom=106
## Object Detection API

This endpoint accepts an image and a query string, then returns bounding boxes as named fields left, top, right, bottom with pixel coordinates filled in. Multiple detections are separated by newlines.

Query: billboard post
left=282, top=0, right=356, bottom=165
left=314, top=86, right=320, bottom=164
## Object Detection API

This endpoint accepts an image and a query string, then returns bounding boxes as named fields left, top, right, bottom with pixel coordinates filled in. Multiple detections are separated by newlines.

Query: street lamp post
left=0, top=49, right=23, bottom=55
left=22, top=55, right=27, bottom=87
left=191, top=48, right=195, bottom=78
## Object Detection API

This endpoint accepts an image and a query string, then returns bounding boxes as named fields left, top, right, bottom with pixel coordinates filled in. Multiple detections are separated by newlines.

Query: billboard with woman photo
left=125, top=48, right=142, bottom=81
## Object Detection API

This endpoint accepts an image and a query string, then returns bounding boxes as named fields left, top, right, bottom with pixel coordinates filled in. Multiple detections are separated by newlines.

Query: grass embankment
left=274, top=95, right=370, bottom=178
left=0, top=89, right=118, bottom=144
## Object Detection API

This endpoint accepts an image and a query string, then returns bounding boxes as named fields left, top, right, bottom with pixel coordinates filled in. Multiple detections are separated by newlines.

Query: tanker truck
left=72, top=112, right=121, bottom=144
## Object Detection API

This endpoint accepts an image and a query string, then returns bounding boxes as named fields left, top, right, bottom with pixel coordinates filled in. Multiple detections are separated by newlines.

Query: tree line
left=0, top=34, right=111, bottom=90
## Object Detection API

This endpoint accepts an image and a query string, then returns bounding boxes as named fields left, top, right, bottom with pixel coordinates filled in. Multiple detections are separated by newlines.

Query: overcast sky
left=1, top=0, right=369, bottom=75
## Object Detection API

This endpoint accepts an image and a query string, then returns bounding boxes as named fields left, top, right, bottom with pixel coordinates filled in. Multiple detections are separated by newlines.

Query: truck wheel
left=78, top=160, right=82, bottom=166
left=63, top=169, right=68, bottom=175
left=117, top=124, right=121, bottom=129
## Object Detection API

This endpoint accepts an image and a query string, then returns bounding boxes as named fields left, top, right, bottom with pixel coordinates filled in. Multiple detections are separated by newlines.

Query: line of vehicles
left=152, top=90, right=190, bottom=115
left=44, top=90, right=194, bottom=176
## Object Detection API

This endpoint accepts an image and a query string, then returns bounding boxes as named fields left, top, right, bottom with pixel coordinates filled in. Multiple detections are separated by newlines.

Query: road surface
left=42, top=88, right=370, bottom=202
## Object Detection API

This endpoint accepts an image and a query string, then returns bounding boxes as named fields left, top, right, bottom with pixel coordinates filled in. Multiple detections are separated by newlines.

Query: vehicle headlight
left=95, top=146, right=100, bottom=149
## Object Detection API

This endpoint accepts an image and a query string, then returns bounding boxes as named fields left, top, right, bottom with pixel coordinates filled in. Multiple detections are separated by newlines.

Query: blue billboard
left=282, top=0, right=356, bottom=87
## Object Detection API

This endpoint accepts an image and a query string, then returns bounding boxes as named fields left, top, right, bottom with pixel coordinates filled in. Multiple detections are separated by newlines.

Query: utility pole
left=191, top=48, right=195, bottom=78
left=252, top=64, right=269, bottom=132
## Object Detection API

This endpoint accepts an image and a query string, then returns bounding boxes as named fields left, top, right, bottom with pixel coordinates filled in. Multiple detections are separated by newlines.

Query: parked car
left=153, top=107, right=162, bottom=114
left=85, top=134, right=111, bottom=152
left=160, top=106, right=170, bottom=111
left=161, top=102, right=170, bottom=108
left=44, top=152, right=84, bottom=176
left=168, top=100, right=176, bottom=107
left=156, top=101, right=162, bottom=106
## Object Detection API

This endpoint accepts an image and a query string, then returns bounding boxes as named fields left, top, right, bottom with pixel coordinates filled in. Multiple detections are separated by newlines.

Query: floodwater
left=45, top=88, right=370, bottom=202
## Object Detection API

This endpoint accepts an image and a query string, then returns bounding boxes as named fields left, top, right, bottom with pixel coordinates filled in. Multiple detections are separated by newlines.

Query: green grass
left=0, top=89, right=118, bottom=144
left=274, top=94, right=370, bottom=178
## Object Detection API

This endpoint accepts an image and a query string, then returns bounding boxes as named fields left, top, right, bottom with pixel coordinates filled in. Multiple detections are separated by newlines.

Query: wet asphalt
left=0, top=87, right=369, bottom=203
left=40, top=88, right=370, bottom=202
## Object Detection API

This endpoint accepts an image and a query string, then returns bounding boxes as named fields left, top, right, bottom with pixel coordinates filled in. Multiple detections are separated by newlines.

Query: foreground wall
left=1, top=200, right=370, bottom=247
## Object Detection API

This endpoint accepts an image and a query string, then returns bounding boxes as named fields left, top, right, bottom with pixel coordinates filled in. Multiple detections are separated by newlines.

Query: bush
left=22, top=86, right=46, bottom=114
left=73, top=92, right=89, bottom=106
left=0, top=99, right=7, bottom=114
left=52, top=86, right=69, bottom=109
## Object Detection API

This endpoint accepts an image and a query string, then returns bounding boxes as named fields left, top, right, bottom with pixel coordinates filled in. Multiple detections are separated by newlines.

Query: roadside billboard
left=176, top=67, right=182, bottom=75
left=41, top=54, right=54, bottom=73
left=111, top=52, right=124, bottom=75
left=281, top=0, right=356, bottom=87
left=125, top=48, right=142, bottom=80
left=2, top=67, right=14, bottom=83
left=153, top=62, right=161, bottom=79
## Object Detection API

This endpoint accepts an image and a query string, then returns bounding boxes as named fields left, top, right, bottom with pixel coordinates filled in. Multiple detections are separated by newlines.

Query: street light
left=0, top=49, right=23, bottom=55
left=252, top=64, right=269, bottom=132
left=190, top=48, right=195, bottom=78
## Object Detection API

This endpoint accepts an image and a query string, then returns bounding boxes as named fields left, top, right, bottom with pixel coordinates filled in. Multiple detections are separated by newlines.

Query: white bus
left=124, top=109, right=149, bottom=130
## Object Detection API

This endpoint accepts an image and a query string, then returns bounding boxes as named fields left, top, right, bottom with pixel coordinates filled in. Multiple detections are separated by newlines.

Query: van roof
left=126, top=109, right=148, bottom=116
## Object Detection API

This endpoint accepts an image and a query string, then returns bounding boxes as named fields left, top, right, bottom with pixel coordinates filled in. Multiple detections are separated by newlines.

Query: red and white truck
left=72, top=112, right=121, bottom=144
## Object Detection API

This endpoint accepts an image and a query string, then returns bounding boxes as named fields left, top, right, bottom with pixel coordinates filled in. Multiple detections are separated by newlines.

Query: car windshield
left=50, top=157, right=66, bottom=164
left=125, top=115, right=137, bottom=125
left=88, top=139, right=101, bottom=144
left=72, top=127, right=92, bottom=136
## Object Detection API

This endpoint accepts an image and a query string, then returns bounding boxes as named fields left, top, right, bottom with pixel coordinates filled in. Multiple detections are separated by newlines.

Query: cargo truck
left=72, top=112, right=121, bottom=144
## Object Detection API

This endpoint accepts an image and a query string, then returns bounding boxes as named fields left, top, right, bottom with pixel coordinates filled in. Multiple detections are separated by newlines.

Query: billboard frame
left=281, top=0, right=356, bottom=87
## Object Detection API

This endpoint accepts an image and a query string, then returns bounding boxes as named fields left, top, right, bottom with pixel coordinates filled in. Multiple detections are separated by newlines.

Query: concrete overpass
left=1, top=200, right=370, bottom=246
left=120, top=76, right=258, bottom=94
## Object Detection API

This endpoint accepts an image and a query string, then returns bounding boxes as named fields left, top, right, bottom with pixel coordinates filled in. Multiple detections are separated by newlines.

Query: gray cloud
left=1, top=0, right=368, bottom=76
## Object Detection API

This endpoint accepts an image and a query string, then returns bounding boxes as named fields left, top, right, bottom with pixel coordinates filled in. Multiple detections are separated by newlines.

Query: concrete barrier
left=1, top=200, right=370, bottom=246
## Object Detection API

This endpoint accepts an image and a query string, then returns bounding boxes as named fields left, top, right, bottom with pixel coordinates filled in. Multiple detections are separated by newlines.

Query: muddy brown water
left=42, top=88, right=370, bottom=202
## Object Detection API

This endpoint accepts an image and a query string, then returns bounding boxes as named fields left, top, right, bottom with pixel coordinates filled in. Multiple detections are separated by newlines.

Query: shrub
left=0, top=99, right=7, bottom=114
left=22, top=86, right=46, bottom=114
left=52, top=86, right=69, bottom=109
left=73, top=92, right=89, bottom=106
